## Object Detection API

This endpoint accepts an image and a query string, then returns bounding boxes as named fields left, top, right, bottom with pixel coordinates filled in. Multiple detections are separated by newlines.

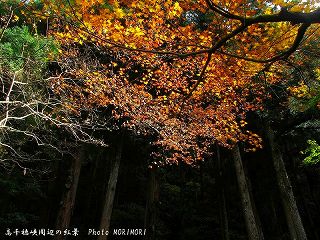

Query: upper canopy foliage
left=8, top=0, right=320, bottom=163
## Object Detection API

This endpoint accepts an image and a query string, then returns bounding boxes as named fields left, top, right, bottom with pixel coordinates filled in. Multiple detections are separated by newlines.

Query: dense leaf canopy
left=4, top=0, right=320, bottom=163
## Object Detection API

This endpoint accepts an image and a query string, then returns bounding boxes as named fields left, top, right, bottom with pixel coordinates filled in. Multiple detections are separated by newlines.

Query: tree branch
left=246, top=8, right=320, bottom=25
left=218, top=23, right=310, bottom=63
left=205, top=0, right=243, bottom=21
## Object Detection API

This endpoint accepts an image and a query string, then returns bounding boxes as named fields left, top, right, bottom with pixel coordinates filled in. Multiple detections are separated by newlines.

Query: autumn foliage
left=18, top=0, right=320, bottom=163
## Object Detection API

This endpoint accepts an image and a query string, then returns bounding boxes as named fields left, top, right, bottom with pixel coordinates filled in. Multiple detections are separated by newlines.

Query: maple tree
left=19, top=0, right=320, bottom=164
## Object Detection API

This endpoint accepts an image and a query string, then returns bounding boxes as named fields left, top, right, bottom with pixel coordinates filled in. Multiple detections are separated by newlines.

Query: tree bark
left=144, top=166, right=159, bottom=240
left=98, top=139, right=123, bottom=240
left=55, top=148, right=82, bottom=240
left=231, top=144, right=264, bottom=240
left=266, top=125, right=307, bottom=240
left=216, top=144, right=230, bottom=240
left=82, top=149, right=102, bottom=228
left=244, top=157, right=265, bottom=239
left=269, top=193, right=283, bottom=239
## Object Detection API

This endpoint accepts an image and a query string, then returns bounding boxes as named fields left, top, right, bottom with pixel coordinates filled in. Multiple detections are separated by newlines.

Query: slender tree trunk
left=244, top=158, right=265, bottom=239
left=269, top=193, right=282, bottom=239
left=231, top=144, right=264, bottom=240
left=98, top=139, right=123, bottom=240
left=83, top=150, right=101, bottom=228
left=216, top=144, right=230, bottom=240
left=144, top=166, right=159, bottom=240
left=266, top=125, right=307, bottom=240
left=55, top=149, right=82, bottom=240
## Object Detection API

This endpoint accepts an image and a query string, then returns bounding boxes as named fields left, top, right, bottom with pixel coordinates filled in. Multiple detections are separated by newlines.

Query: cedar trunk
left=231, top=144, right=264, bottom=240
left=266, top=126, right=307, bottom=240
left=216, top=144, right=230, bottom=240
left=55, top=149, right=82, bottom=240
left=98, top=141, right=123, bottom=240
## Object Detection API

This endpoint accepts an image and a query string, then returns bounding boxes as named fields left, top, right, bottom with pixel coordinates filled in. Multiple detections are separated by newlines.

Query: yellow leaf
left=114, top=8, right=125, bottom=18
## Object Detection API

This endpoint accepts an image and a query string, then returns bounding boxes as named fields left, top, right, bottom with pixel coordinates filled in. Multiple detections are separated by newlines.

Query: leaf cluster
left=301, top=139, right=320, bottom=165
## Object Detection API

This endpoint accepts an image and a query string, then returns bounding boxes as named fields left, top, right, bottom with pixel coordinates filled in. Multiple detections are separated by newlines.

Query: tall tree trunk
left=266, top=125, right=307, bottom=240
left=98, top=139, right=123, bottom=240
left=216, top=144, right=230, bottom=240
left=244, top=157, right=265, bottom=239
left=83, top=150, right=102, bottom=228
left=144, top=166, right=159, bottom=240
left=231, top=144, right=264, bottom=240
left=55, top=148, right=82, bottom=240
left=269, top=193, right=283, bottom=239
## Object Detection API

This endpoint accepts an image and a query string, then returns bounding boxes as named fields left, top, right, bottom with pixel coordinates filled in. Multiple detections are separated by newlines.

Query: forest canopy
left=0, top=0, right=319, bottom=165
left=25, top=0, right=320, bottom=162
